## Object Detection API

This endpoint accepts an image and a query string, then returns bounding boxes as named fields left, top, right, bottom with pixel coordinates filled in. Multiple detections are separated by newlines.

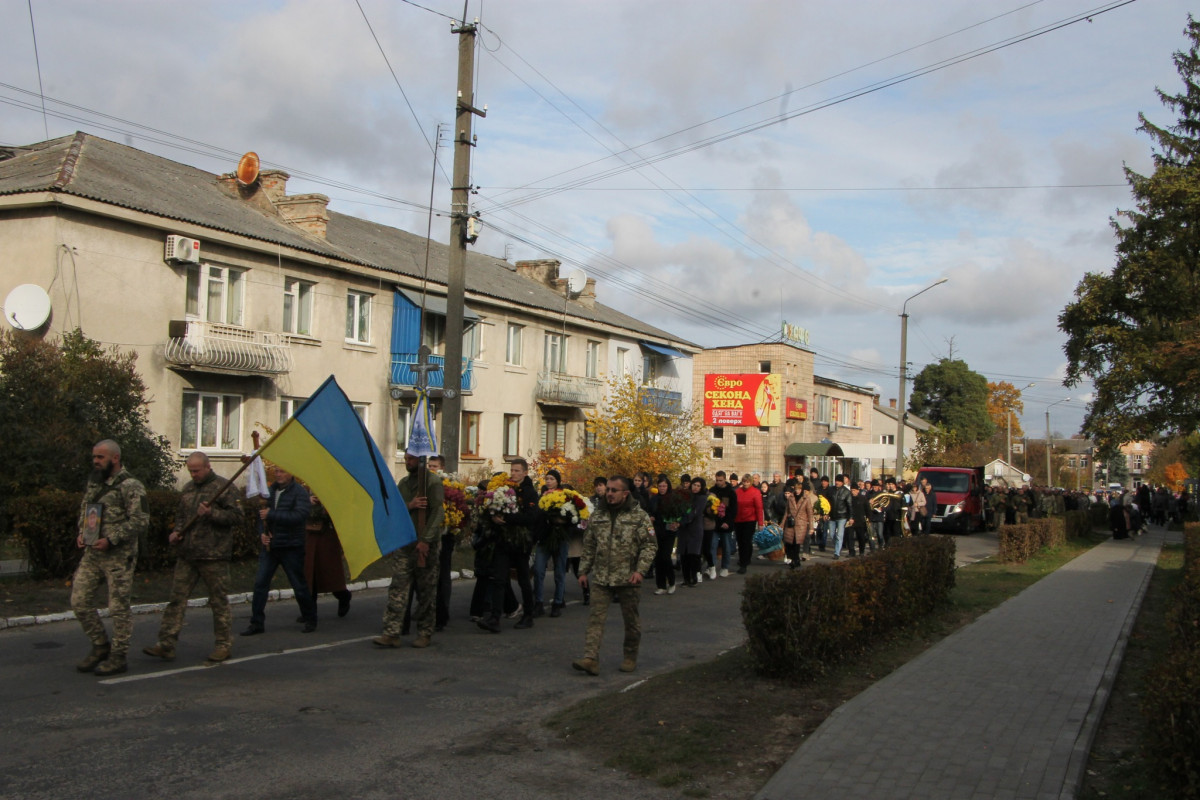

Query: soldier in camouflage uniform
left=71, top=439, right=149, bottom=677
left=143, top=452, right=241, bottom=665
left=572, top=476, right=657, bottom=676
left=988, top=486, right=1007, bottom=531
left=373, top=450, right=444, bottom=650
left=1014, top=488, right=1033, bottom=524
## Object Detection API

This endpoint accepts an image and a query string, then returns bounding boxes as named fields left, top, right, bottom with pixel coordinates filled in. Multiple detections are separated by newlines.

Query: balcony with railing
left=164, top=320, right=292, bottom=375
left=639, top=386, right=684, bottom=415
left=536, top=371, right=604, bottom=407
left=390, top=353, right=475, bottom=392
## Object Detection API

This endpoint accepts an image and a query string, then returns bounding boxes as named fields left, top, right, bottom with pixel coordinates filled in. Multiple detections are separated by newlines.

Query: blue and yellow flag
left=259, top=376, right=415, bottom=577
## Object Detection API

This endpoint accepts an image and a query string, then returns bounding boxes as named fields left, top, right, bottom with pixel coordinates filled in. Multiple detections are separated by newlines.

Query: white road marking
left=100, top=635, right=377, bottom=684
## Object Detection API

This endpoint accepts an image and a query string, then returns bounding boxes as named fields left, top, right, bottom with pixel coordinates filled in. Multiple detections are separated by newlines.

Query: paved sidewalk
left=757, top=527, right=1167, bottom=800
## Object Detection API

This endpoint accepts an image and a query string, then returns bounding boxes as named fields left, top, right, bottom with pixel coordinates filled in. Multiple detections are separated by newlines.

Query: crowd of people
left=65, top=435, right=1188, bottom=678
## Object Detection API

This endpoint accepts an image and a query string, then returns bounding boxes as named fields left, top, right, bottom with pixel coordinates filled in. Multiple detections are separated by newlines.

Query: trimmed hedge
left=741, top=536, right=956, bottom=679
left=1142, top=523, right=1200, bottom=798
left=9, top=489, right=263, bottom=579
left=998, top=517, right=1066, bottom=563
left=1063, top=509, right=1091, bottom=539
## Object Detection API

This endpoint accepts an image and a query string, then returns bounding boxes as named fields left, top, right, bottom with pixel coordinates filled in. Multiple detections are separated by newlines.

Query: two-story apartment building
left=0, top=133, right=696, bottom=480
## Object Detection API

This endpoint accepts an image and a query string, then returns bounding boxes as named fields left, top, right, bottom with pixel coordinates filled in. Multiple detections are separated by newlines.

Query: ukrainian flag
left=259, top=376, right=415, bottom=577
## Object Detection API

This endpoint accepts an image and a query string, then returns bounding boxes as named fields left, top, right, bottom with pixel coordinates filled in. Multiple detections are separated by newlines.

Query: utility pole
left=441, top=15, right=485, bottom=473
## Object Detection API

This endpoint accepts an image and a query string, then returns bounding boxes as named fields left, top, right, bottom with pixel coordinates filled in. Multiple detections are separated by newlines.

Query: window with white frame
left=641, top=353, right=658, bottom=386
left=880, top=433, right=895, bottom=445
left=617, top=347, right=629, bottom=376
left=840, top=399, right=853, bottom=426
left=345, top=290, right=372, bottom=344
left=186, top=265, right=245, bottom=325
left=422, top=314, right=446, bottom=354
left=712, top=447, right=723, bottom=459
left=734, top=432, right=747, bottom=446
left=585, top=340, right=600, bottom=379
left=352, top=403, right=368, bottom=426
left=279, top=396, right=307, bottom=429
left=543, top=332, right=566, bottom=373
left=462, top=411, right=481, bottom=456
left=463, top=323, right=482, bottom=359
left=282, top=278, right=314, bottom=335
left=815, top=395, right=831, bottom=424
left=506, top=323, right=524, bottom=366
left=181, top=392, right=242, bottom=451
left=396, top=406, right=411, bottom=452
left=541, top=416, right=567, bottom=452
left=503, top=414, right=521, bottom=457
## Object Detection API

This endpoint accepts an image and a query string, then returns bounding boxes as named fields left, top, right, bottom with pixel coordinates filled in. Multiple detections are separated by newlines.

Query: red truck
left=915, top=465, right=987, bottom=534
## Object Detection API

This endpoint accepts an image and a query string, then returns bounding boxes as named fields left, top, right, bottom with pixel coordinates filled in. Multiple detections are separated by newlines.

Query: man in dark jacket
left=144, top=452, right=241, bottom=664
left=709, top=470, right=737, bottom=575
left=477, top=458, right=539, bottom=633
left=242, top=467, right=317, bottom=635
left=829, top=474, right=852, bottom=559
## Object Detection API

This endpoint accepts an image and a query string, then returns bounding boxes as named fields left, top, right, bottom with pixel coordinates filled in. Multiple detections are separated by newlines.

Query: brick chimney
left=515, top=259, right=560, bottom=286
left=275, top=192, right=330, bottom=239
left=259, top=169, right=289, bottom=202
left=889, top=398, right=897, bottom=409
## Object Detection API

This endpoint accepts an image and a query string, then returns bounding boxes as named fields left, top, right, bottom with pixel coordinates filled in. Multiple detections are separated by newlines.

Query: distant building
left=692, top=342, right=878, bottom=481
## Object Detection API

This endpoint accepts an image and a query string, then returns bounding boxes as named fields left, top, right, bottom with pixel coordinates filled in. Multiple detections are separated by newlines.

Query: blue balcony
left=390, top=353, right=475, bottom=392
left=639, top=386, right=683, bottom=415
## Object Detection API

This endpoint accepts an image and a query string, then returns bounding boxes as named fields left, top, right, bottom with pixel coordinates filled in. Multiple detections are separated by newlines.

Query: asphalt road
left=0, top=533, right=993, bottom=800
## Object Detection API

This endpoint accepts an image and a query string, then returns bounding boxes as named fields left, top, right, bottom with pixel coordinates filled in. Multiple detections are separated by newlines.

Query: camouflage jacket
left=580, top=495, right=656, bottom=587
left=174, top=472, right=241, bottom=561
left=77, top=468, right=148, bottom=553
left=399, top=468, right=445, bottom=544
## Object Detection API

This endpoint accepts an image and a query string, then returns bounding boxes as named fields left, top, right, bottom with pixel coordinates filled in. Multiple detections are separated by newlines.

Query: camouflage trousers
left=381, top=541, right=440, bottom=639
left=71, top=547, right=136, bottom=655
left=582, top=584, right=641, bottom=661
left=158, top=559, right=232, bottom=649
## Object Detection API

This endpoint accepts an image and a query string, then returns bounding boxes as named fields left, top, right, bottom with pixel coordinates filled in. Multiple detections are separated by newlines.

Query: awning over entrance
left=784, top=442, right=845, bottom=458
left=639, top=340, right=688, bottom=359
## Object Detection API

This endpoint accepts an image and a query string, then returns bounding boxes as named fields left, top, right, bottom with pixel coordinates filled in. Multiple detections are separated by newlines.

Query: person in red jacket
left=733, top=473, right=764, bottom=574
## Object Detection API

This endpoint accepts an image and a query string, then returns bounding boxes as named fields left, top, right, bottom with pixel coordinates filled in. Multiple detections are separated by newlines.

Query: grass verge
left=545, top=531, right=1110, bottom=800
left=1077, top=541, right=1184, bottom=799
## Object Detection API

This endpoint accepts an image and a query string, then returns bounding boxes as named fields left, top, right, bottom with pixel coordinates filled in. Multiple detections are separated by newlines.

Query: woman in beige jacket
left=783, top=478, right=815, bottom=568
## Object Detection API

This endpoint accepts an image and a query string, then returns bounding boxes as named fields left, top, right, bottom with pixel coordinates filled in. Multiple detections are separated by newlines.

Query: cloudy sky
left=1, top=0, right=1190, bottom=436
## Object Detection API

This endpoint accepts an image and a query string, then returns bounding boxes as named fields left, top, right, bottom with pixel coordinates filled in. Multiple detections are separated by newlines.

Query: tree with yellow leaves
left=987, top=381, right=1026, bottom=438
left=578, top=374, right=708, bottom=481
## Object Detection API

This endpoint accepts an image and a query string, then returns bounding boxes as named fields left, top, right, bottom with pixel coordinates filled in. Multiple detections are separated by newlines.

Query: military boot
left=142, top=643, right=176, bottom=661
left=619, top=655, right=638, bottom=673
left=572, top=657, right=599, bottom=676
left=93, top=653, right=127, bottom=677
left=205, top=645, right=231, bottom=664
left=76, top=642, right=110, bottom=673
left=372, top=634, right=402, bottom=648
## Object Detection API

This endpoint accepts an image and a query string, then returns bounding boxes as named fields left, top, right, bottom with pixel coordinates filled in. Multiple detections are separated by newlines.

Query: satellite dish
left=4, top=284, right=51, bottom=331
left=566, top=268, right=587, bottom=298
left=236, top=151, right=260, bottom=186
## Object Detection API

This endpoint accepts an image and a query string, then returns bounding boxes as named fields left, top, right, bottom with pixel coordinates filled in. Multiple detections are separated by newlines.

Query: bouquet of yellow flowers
left=537, top=488, right=591, bottom=551
left=442, top=477, right=471, bottom=543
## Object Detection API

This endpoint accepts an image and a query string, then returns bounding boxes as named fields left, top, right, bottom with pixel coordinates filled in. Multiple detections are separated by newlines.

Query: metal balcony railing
left=164, top=320, right=292, bottom=375
left=390, top=353, right=475, bottom=391
left=536, top=371, right=604, bottom=407
left=639, top=386, right=684, bottom=415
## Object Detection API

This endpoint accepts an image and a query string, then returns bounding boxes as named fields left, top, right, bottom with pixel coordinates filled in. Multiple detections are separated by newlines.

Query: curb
left=1058, top=530, right=1163, bottom=800
left=0, top=570, right=472, bottom=631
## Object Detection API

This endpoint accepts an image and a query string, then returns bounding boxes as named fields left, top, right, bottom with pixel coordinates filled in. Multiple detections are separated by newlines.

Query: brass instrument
left=869, top=491, right=902, bottom=510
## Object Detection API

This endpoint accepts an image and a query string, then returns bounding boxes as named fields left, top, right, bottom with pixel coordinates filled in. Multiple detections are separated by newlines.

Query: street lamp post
left=895, top=278, right=948, bottom=479
left=1007, top=382, right=1036, bottom=466
left=1045, top=398, right=1070, bottom=487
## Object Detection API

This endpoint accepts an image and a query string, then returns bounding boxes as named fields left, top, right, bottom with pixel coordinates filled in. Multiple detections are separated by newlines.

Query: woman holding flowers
left=649, top=474, right=679, bottom=595
left=680, top=478, right=709, bottom=587
left=533, top=470, right=591, bottom=618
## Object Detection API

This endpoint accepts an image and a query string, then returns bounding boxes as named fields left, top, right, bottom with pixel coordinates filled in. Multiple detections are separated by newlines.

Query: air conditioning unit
left=165, top=234, right=201, bottom=264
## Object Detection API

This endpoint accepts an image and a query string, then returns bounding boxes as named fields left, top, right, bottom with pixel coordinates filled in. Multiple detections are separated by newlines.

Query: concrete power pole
left=441, top=17, right=485, bottom=473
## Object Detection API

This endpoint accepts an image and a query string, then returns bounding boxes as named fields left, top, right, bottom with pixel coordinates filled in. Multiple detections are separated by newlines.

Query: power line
left=478, top=1, right=1135, bottom=213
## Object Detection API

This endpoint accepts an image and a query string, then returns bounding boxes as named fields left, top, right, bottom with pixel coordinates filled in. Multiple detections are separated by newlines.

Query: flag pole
left=175, top=423, right=293, bottom=535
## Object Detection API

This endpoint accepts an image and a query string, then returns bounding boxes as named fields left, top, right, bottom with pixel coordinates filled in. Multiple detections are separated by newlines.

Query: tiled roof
left=0, top=132, right=694, bottom=347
